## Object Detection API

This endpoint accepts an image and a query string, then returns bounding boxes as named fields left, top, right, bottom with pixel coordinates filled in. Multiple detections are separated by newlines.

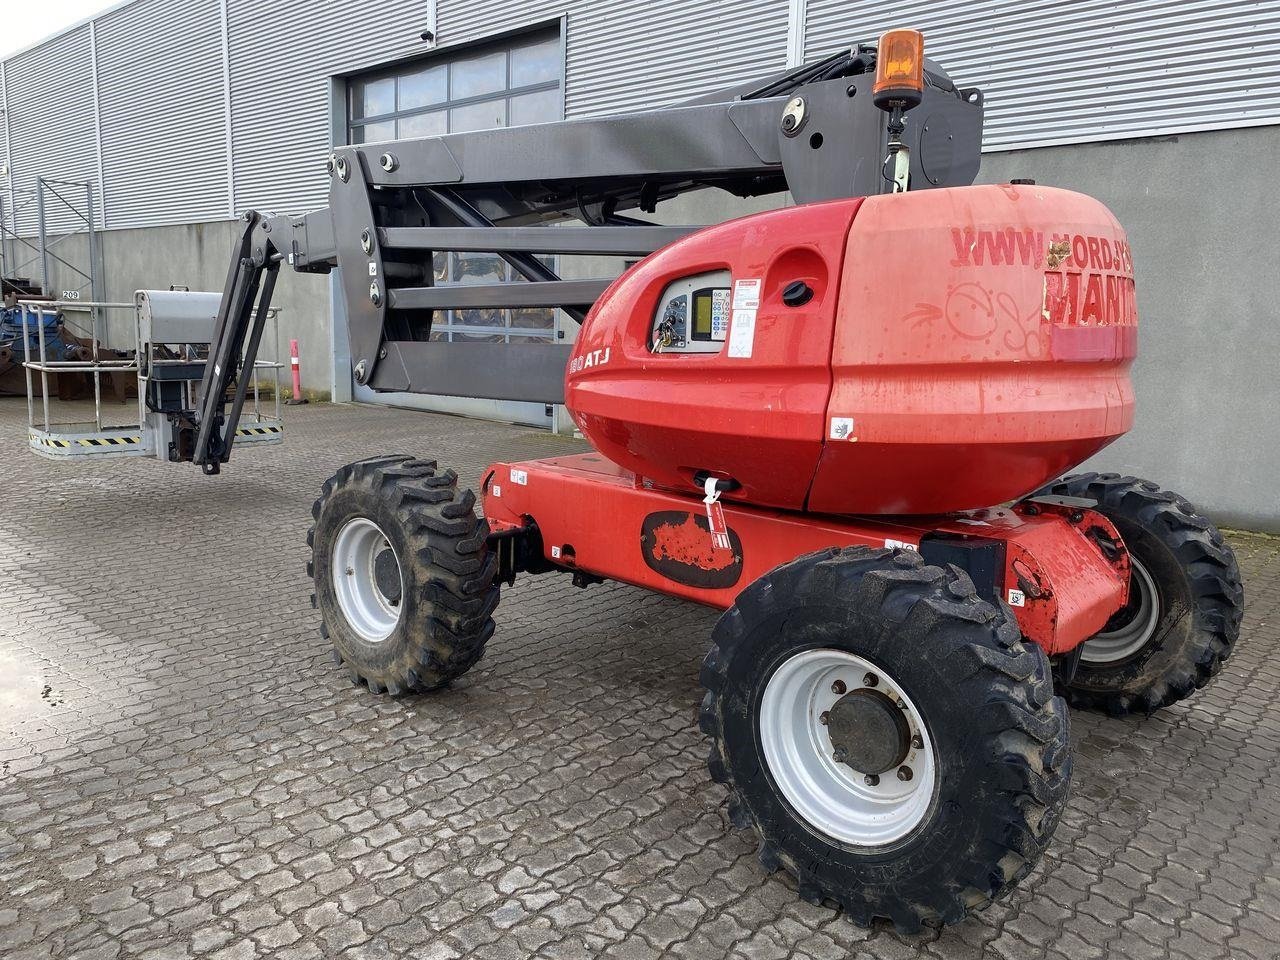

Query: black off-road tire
left=1039, top=473, right=1244, bottom=715
left=700, top=546, right=1071, bottom=933
left=307, top=454, right=499, bottom=694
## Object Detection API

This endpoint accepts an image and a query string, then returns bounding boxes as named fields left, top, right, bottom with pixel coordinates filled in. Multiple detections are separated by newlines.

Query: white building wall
left=805, top=0, right=1280, bottom=150
left=4, top=25, right=99, bottom=235
left=4, top=0, right=1280, bottom=229
left=95, top=0, right=230, bottom=228
left=225, top=0, right=437, bottom=215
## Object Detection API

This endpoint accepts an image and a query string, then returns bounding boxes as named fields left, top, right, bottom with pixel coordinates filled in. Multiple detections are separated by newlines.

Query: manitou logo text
left=1042, top=271, right=1137, bottom=327
left=568, top=348, right=611, bottom=374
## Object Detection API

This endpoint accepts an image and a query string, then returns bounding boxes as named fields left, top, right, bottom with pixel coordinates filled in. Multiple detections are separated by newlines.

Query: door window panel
left=398, top=110, right=447, bottom=139
left=352, top=120, right=395, bottom=143
left=510, top=38, right=560, bottom=87
left=399, top=64, right=447, bottom=110
left=450, top=50, right=506, bottom=100
left=451, top=252, right=504, bottom=284
left=509, top=89, right=560, bottom=127
left=450, top=100, right=506, bottom=133
left=352, top=76, right=395, bottom=120
left=510, top=307, right=555, bottom=331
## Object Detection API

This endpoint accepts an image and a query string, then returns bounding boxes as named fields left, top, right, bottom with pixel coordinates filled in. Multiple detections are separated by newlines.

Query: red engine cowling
left=565, top=184, right=1137, bottom=516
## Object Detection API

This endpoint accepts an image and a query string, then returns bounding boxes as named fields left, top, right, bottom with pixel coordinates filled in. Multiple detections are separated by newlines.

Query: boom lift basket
left=20, top=293, right=284, bottom=461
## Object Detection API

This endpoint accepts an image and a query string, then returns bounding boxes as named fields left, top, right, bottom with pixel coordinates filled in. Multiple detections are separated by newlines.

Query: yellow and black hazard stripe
left=30, top=433, right=140, bottom=449
left=30, top=435, right=72, bottom=449
left=75, top=436, right=141, bottom=447
left=235, top=425, right=283, bottom=437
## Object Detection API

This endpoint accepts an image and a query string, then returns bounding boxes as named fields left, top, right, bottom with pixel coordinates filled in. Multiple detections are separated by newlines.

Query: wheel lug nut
left=897, top=766, right=913, bottom=782
left=864, top=773, right=879, bottom=786
left=833, top=748, right=847, bottom=763
left=911, top=734, right=924, bottom=749
left=896, top=698, right=906, bottom=709
left=863, top=672, right=878, bottom=687
left=819, top=711, right=830, bottom=725
left=831, top=680, right=846, bottom=695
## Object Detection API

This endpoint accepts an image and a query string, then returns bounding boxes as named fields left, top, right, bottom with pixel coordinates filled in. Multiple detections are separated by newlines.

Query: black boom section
left=175, top=43, right=983, bottom=469
left=169, top=211, right=281, bottom=474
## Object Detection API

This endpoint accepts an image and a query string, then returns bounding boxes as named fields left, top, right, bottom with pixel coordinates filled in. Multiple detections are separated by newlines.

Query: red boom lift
left=165, top=30, right=1244, bottom=930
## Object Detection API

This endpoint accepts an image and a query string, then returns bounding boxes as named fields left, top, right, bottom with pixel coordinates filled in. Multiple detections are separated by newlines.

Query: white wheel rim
left=331, top=517, right=403, bottom=643
left=759, top=649, right=936, bottom=847
left=1081, top=556, right=1159, bottom=665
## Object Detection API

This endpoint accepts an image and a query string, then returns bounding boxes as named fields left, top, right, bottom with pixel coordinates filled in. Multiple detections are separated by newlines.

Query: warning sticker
left=727, top=309, right=756, bottom=358
left=829, top=417, right=856, bottom=441
left=732, top=278, right=761, bottom=310
left=1008, top=589, right=1026, bottom=607
left=510, top=468, right=528, bottom=486
left=711, top=289, right=730, bottom=341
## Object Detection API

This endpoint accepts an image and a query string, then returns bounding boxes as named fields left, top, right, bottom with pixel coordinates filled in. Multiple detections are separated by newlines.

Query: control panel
left=650, top=270, right=731, bottom=354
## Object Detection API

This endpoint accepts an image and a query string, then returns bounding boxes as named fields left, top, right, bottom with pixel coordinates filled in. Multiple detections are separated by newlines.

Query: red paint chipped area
left=651, top=515, right=735, bottom=571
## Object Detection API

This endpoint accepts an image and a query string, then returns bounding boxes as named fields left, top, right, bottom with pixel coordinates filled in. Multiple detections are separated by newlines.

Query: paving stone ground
left=1, top=398, right=1278, bottom=960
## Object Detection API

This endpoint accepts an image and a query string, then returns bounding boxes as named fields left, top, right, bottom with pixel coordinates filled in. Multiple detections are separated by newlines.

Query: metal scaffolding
left=0, top=178, right=103, bottom=308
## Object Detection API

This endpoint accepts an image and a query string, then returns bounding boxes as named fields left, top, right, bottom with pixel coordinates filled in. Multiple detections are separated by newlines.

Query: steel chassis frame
left=481, top=454, right=1131, bottom=657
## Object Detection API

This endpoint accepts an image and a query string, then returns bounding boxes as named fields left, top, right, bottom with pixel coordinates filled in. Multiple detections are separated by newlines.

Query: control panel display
left=650, top=270, right=731, bottom=354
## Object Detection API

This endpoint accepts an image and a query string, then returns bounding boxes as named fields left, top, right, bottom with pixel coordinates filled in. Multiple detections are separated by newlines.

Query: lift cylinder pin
left=780, top=97, right=807, bottom=137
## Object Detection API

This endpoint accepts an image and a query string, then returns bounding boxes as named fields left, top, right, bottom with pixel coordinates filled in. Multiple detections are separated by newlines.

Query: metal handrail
left=15, top=296, right=284, bottom=445
left=18, top=300, right=144, bottom=435
left=22, top=361, right=140, bottom=372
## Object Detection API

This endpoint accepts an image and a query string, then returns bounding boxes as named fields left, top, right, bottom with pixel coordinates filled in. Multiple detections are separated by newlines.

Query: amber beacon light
left=873, top=29, right=925, bottom=110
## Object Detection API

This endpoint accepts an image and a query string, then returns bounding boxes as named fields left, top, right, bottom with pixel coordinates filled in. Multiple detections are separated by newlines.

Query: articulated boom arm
left=175, top=43, right=983, bottom=473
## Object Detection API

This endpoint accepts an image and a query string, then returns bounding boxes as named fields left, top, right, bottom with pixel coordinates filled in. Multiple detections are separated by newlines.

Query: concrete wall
left=977, top=126, right=1280, bottom=532
left=35, top=220, right=337, bottom=400
left=31, top=124, right=1279, bottom=530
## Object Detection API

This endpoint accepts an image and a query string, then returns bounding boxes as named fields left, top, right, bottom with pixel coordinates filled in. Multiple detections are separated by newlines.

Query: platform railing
left=17, top=297, right=285, bottom=457
left=19, top=300, right=142, bottom=439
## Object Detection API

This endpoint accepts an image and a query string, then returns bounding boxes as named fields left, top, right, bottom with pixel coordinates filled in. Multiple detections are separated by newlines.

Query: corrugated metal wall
left=0, top=67, right=9, bottom=229
left=435, top=0, right=789, bottom=117
left=567, top=0, right=789, bottom=116
left=95, top=0, right=230, bottom=228
left=226, top=0, right=435, bottom=215
left=4, top=26, right=100, bottom=235
left=3, top=0, right=1280, bottom=233
left=804, top=0, right=1280, bottom=150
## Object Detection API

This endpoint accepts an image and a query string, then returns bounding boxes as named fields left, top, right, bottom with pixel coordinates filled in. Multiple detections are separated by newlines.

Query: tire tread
left=1040, top=472, right=1243, bottom=715
left=308, top=454, right=499, bottom=694
left=701, top=546, right=1070, bottom=933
